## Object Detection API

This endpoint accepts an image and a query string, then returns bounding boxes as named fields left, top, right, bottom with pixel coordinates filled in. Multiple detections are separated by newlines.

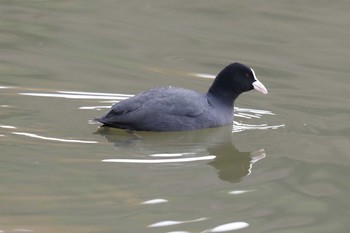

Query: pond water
left=1, top=0, right=350, bottom=232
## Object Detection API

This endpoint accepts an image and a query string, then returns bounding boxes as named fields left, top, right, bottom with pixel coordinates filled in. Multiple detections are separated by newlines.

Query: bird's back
left=96, top=87, right=222, bottom=131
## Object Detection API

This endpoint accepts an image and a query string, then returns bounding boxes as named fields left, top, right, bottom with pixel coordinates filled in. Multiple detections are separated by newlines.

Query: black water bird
left=95, top=63, right=268, bottom=131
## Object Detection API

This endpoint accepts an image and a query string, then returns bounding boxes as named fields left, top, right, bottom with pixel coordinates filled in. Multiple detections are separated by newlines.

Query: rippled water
left=1, top=0, right=350, bottom=233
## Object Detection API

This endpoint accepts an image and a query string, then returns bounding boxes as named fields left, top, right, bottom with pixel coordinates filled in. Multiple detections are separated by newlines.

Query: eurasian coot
left=95, top=63, right=268, bottom=131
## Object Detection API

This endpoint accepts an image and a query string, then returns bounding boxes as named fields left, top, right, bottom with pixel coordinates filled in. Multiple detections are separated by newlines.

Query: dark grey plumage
left=95, top=62, right=268, bottom=131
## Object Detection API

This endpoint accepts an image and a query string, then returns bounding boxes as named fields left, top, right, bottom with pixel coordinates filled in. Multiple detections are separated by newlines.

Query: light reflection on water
left=148, top=217, right=208, bottom=228
left=208, top=222, right=250, bottom=232
left=146, top=214, right=249, bottom=232
left=102, top=155, right=216, bottom=164
left=12, top=132, right=97, bottom=144
left=141, top=199, right=249, bottom=232
left=141, top=199, right=168, bottom=205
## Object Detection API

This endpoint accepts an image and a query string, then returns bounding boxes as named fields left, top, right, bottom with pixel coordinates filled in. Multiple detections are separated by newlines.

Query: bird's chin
left=253, top=80, right=268, bottom=94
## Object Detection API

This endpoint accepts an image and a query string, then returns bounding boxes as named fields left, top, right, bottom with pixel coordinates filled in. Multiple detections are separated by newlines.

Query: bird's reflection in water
left=207, top=144, right=265, bottom=183
left=95, top=126, right=265, bottom=183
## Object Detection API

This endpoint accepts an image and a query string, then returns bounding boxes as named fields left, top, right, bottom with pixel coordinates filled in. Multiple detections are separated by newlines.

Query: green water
left=1, top=0, right=350, bottom=232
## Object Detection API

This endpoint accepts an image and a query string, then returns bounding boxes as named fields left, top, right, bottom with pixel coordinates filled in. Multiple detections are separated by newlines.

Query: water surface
left=1, top=0, right=350, bottom=232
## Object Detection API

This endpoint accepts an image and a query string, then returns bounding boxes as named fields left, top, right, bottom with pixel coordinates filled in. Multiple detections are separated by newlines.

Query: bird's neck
left=207, top=82, right=239, bottom=108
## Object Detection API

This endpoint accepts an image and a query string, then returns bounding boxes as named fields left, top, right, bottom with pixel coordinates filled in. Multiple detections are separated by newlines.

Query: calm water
left=1, top=0, right=350, bottom=232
